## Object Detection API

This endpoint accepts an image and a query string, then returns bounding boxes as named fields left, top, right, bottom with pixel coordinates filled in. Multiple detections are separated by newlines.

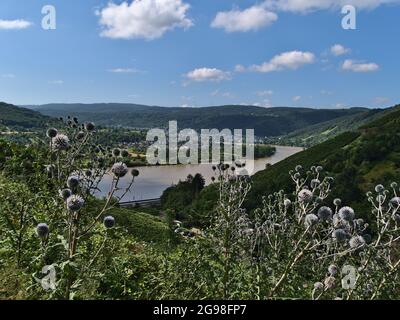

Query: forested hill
left=29, top=103, right=373, bottom=137
left=0, top=102, right=53, bottom=130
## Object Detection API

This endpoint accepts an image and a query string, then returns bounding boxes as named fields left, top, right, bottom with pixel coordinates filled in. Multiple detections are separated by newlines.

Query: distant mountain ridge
left=28, top=103, right=375, bottom=137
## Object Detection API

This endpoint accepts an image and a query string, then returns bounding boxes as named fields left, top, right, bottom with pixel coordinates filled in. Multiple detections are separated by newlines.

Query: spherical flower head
left=349, top=235, right=366, bottom=249
left=112, top=162, right=128, bottom=178
left=313, top=282, right=323, bottom=290
left=59, top=188, right=72, bottom=200
left=391, top=182, right=398, bottom=189
left=324, top=276, right=336, bottom=289
left=66, top=195, right=85, bottom=211
left=76, top=131, right=85, bottom=140
left=295, top=165, right=302, bottom=172
left=338, top=206, right=355, bottom=221
left=316, top=166, right=323, bottom=173
left=305, top=214, right=319, bottom=227
left=310, top=179, right=320, bottom=188
left=390, top=197, right=400, bottom=207
left=284, top=199, right=291, bottom=208
left=328, top=264, right=338, bottom=276
left=298, top=189, right=313, bottom=203
left=36, top=223, right=49, bottom=238
left=333, top=199, right=341, bottom=207
left=121, top=149, right=129, bottom=158
left=52, top=134, right=70, bottom=151
left=294, top=172, right=301, bottom=180
left=375, top=184, right=385, bottom=193
left=103, top=216, right=115, bottom=229
left=318, top=206, right=333, bottom=221
left=46, top=128, right=58, bottom=138
left=332, top=229, right=348, bottom=242
left=67, top=175, right=80, bottom=189
left=112, top=148, right=121, bottom=157
left=84, top=122, right=95, bottom=132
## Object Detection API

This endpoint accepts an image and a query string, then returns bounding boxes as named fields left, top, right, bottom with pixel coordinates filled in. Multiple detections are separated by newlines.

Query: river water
left=97, top=145, right=303, bottom=201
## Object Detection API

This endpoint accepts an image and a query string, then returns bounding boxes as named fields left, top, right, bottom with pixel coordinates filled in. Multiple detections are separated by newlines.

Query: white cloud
left=185, top=68, right=231, bottom=83
left=256, top=90, right=274, bottom=97
left=211, top=89, right=234, bottom=98
left=0, top=19, right=32, bottom=30
left=49, top=80, right=64, bottom=85
left=373, top=96, right=390, bottom=104
left=264, top=0, right=400, bottom=13
left=97, top=0, right=193, bottom=40
left=342, top=59, right=380, bottom=72
left=108, top=68, right=141, bottom=73
left=331, top=44, right=350, bottom=56
left=249, top=51, right=315, bottom=73
left=211, top=5, right=278, bottom=32
left=1, top=73, right=16, bottom=78
left=292, top=95, right=301, bottom=102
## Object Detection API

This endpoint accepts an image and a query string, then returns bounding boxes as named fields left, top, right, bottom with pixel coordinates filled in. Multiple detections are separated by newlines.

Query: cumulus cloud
left=342, top=59, right=380, bottom=72
left=185, top=68, right=231, bottom=83
left=211, top=5, right=278, bottom=32
left=292, top=95, right=301, bottom=102
left=0, top=19, right=32, bottom=30
left=256, top=90, right=274, bottom=97
left=248, top=51, right=315, bottom=73
left=97, top=0, right=193, bottom=40
left=264, top=0, right=400, bottom=13
left=331, top=44, right=350, bottom=56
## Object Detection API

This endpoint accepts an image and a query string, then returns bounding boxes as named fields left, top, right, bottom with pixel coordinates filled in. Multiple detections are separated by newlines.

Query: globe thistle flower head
left=298, top=189, right=313, bottom=203
left=338, top=206, right=355, bottom=221
left=67, top=175, right=80, bottom=189
left=121, top=149, right=129, bottom=158
left=313, top=282, right=323, bottom=290
left=328, top=264, right=338, bottom=276
left=311, top=179, right=320, bottom=188
left=284, top=199, right=291, bottom=208
left=112, top=162, right=128, bottom=178
left=103, top=216, right=116, bottom=229
left=66, top=195, right=85, bottom=211
left=390, top=197, right=400, bottom=207
left=375, top=184, right=385, bottom=193
left=76, top=131, right=85, bottom=140
left=305, top=214, right=319, bottom=227
left=52, top=134, right=70, bottom=151
left=84, top=122, right=95, bottom=132
left=36, top=223, right=49, bottom=239
left=59, top=188, right=72, bottom=200
left=317, top=206, right=333, bottom=221
left=46, top=128, right=58, bottom=138
left=112, top=148, right=121, bottom=157
left=332, top=229, right=348, bottom=242
left=324, top=276, right=336, bottom=289
left=349, top=236, right=366, bottom=249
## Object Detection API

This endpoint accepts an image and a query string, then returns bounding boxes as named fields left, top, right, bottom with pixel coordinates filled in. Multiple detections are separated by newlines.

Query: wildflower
left=324, top=276, right=336, bottom=289
left=349, top=236, right=366, bottom=249
left=121, top=149, right=129, bottom=158
left=316, top=166, right=323, bottom=172
left=52, top=134, right=70, bottom=151
left=67, top=175, right=80, bottom=189
left=112, top=162, right=128, bottom=178
left=311, top=179, right=320, bottom=188
left=333, top=198, right=342, bottom=206
left=294, top=172, right=301, bottom=180
left=332, top=229, right=348, bottom=242
left=112, top=148, right=121, bottom=157
left=36, top=223, right=49, bottom=239
left=84, top=122, right=95, bottom=132
left=328, top=264, right=338, bottom=276
left=295, top=165, right=302, bottom=172
left=46, top=128, right=58, bottom=138
left=390, top=197, right=400, bottom=206
left=313, top=282, right=323, bottom=290
left=298, top=189, right=313, bottom=203
left=317, top=206, right=333, bottom=221
left=66, top=195, right=85, bottom=211
left=338, top=206, right=355, bottom=221
left=59, top=188, right=72, bottom=200
left=305, top=214, right=319, bottom=227
left=76, top=131, right=85, bottom=140
left=391, top=182, right=398, bottom=189
left=375, top=184, right=385, bottom=193
left=284, top=199, right=291, bottom=208
left=103, top=216, right=116, bottom=229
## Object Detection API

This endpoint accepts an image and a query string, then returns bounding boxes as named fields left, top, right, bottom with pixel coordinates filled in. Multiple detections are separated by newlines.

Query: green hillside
left=30, top=103, right=370, bottom=137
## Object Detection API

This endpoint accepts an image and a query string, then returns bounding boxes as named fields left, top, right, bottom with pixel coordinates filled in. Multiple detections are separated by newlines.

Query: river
left=96, top=145, right=304, bottom=201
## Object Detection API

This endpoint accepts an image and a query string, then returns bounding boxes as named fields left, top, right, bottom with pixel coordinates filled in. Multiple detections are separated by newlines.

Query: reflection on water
left=96, top=145, right=303, bottom=201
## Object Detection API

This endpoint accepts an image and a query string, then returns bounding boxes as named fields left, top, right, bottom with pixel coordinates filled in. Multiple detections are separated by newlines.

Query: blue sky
left=0, top=0, right=399, bottom=109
